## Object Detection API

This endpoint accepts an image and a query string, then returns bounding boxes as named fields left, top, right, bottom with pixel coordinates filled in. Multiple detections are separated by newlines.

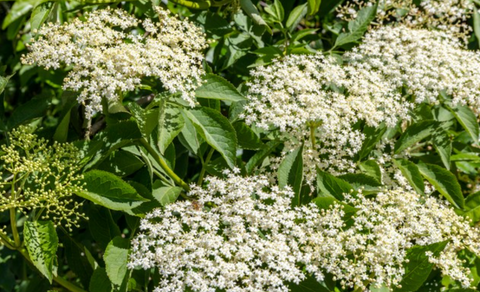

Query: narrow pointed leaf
left=394, top=120, right=438, bottom=154
left=450, top=105, right=479, bottom=144
left=278, top=145, right=304, bottom=203
left=393, top=159, right=425, bottom=195
left=195, top=74, right=246, bottom=102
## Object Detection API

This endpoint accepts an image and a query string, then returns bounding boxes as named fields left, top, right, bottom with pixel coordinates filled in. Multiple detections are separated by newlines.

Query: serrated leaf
left=62, top=235, right=94, bottom=289
left=77, top=170, right=149, bottom=212
left=393, top=159, right=425, bottom=195
left=286, top=3, right=308, bottom=32
left=394, top=120, right=438, bottom=154
left=158, top=103, right=184, bottom=154
left=317, top=168, right=353, bottom=200
left=278, top=145, right=303, bottom=205
left=245, top=140, right=280, bottom=174
left=7, top=96, right=51, bottom=130
left=433, top=129, right=452, bottom=170
left=195, top=74, right=246, bottom=102
left=179, top=111, right=202, bottom=154
left=24, top=221, right=58, bottom=283
left=307, top=0, right=322, bottom=15
left=359, top=160, right=382, bottom=182
left=152, top=182, right=182, bottom=206
left=463, top=192, right=480, bottom=224
left=104, top=237, right=130, bottom=287
left=334, top=1, right=377, bottom=47
left=265, top=0, right=285, bottom=22
left=338, top=173, right=382, bottom=190
left=29, top=1, right=52, bottom=31
left=240, top=0, right=272, bottom=34
left=0, top=74, right=13, bottom=96
left=357, top=125, right=386, bottom=161
left=185, top=107, right=237, bottom=169
left=450, top=105, right=479, bottom=144
left=97, top=150, right=144, bottom=177
left=233, top=122, right=264, bottom=150
left=417, top=162, right=464, bottom=209
left=395, top=241, right=448, bottom=292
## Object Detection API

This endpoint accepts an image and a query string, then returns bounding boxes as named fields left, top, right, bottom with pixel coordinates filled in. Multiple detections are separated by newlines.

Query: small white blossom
left=22, top=7, right=207, bottom=120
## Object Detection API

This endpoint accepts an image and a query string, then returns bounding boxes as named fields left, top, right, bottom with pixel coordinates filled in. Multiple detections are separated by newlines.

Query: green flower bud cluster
left=0, top=126, right=86, bottom=231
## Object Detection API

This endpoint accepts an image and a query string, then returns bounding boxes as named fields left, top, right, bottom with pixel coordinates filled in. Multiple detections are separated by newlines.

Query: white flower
left=22, top=7, right=208, bottom=120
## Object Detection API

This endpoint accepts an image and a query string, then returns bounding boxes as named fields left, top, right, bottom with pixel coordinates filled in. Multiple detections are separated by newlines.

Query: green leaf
left=104, top=237, right=130, bottom=287
left=239, top=0, right=272, bottom=34
left=0, top=74, right=13, bottom=96
left=265, top=0, right=285, bottom=22
left=286, top=3, right=308, bottom=32
left=2, top=0, right=44, bottom=29
left=233, top=122, right=264, bottom=150
left=185, top=107, right=237, bottom=169
left=152, top=181, right=182, bottom=206
left=334, top=1, right=377, bottom=47
left=338, top=173, right=382, bottom=189
left=53, top=111, right=70, bottom=143
left=77, top=170, right=149, bottom=212
left=395, top=241, right=448, bottom=292
left=62, top=235, right=95, bottom=289
left=313, top=196, right=357, bottom=214
left=97, top=150, right=144, bottom=177
left=157, top=103, right=184, bottom=154
left=179, top=110, right=202, bottom=155
left=432, top=129, right=452, bottom=170
left=394, top=120, right=438, bottom=154
left=417, top=162, right=464, bottom=209
left=307, top=0, right=322, bottom=15
left=357, top=125, right=386, bottom=161
left=450, top=105, right=479, bottom=144
left=359, top=160, right=382, bottom=183
left=278, top=145, right=304, bottom=205
left=289, top=275, right=331, bottom=292
left=29, top=1, right=53, bottom=31
left=7, top=96, right=51, bottom=130
left=24, top=221, right=58, bottom=283
left=89, top=268, right=113, bottom=292
left=316, top=168, right=353, bottom=200
left=393, top=159, right=425, bottom=195
left=195, top=74, right=246, bottom=102
left=474, top=8, right=480, bottom=45
left=245, top=140, right=280, bottom=174
left=463, top=192, right=480, bottom=224
left=88, top=205, right=121, bottom=250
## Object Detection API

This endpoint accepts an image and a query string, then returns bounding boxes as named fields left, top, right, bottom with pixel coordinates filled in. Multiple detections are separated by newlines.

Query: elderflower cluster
left=242, top=54, right=409, bottom=182
left=345, top=25, right=480, bottom=114
left=128, top=170, right=314, bottom=292
left=21, top=7, right=207, bottom=119
left=337, top=0, right=473, bottom=41
left=300, top=189, right=480, bottom=290
left=0, top=126, right=85, bottom=230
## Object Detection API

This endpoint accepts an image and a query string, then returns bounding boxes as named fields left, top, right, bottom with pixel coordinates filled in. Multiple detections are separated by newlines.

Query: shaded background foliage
left=1, top=0, right=480, bottom=291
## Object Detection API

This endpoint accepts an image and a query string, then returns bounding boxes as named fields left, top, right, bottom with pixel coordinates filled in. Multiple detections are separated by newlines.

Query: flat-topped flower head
left=337, top=0, right=474, bottom=42
left=301, top=189, right=480, bottom=290
left=128, top=171, right=315, bottom=292
left=0, top=126, right=86, bottom=230
left=22, top=7, right=208, bottom=120
left=346, top=25, right=480, bottom=115
left=243, top=54, right=409, bottom=181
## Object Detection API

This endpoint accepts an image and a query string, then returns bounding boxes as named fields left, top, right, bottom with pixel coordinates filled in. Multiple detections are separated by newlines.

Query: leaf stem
left=10, top=208, right=21, bottom=247
left=0, top=229, right=15, bottom=250
left=309, top=125, right=317, bottom=147
left=197, top=148, right=215, bottom=185
left=139, top=138, right=190, bottom=192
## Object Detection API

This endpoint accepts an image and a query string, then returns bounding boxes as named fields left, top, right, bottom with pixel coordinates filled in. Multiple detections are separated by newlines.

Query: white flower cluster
left=337, top=0, right=473, bottom=41
left=346, top=25, right=480, bottom=112
left=300, top=189, right=480, bottom=290
left=128, top=170, right=313, bottom=292
left=243, top=53, right=409, bottom=181
left=22, top=7, right=207, bottom=119
left=129, top=172, right=480, bottom=291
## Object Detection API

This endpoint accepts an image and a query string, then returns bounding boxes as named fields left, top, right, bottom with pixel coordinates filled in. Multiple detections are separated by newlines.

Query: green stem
left=309, top=125, right=317, bottom=147
left=10, top=208, right=21, bottom=247
left=197, top=148, right=215, bottom=185
left=140, top=138, right=190, bottom=192
left=0, top=229, right=15, bottom=250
